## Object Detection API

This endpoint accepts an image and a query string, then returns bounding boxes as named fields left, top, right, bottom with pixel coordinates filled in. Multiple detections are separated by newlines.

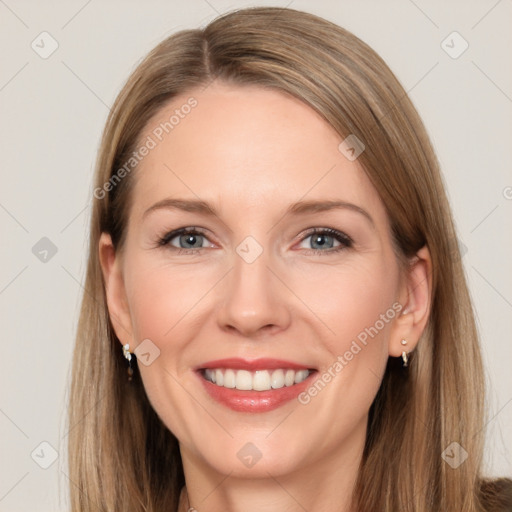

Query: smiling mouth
left=200, top=368, right=315, bottom=391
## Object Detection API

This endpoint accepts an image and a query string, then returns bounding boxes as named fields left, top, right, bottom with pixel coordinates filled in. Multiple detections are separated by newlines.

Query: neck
left=177, top=422, right=365, bottom=512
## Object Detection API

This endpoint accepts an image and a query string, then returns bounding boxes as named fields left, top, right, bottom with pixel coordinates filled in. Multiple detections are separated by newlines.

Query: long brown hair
left=68, top=7, right=510, bottom=511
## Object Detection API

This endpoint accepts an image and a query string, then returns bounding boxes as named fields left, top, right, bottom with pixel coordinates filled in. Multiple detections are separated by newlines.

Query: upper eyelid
left=297, top=228, right=353, bottom=249
left=161, top=226, right=352, bottom=248
left=159, top=226, right=210, bottom=245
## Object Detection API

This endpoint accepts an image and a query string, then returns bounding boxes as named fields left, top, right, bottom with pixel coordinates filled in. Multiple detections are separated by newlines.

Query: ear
left=388, top=245, right=432, bottom=357
left=98, top=232, right=134, bottom=348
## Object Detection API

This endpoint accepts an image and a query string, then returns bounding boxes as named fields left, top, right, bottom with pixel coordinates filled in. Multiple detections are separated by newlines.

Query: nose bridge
left=217, top=235, right=290, bottom=336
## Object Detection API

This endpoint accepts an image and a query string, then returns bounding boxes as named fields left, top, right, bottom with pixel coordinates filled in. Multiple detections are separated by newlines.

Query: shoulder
left=479, top=478, right=512, bottom=512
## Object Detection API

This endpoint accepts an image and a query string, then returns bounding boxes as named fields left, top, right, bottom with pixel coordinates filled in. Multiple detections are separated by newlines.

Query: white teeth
left=270, top=369, right=284, bottom=389
left=284, top=369, right=295, bottom=387
left=294, top=369, right=309, bottom=384
left=202, top=368, right=311, bottom=391
left=224, top=369, right=236, bottom=388
left=235, top=370, right=252, bottom=390
left=253, top=370, right=271, bottom=391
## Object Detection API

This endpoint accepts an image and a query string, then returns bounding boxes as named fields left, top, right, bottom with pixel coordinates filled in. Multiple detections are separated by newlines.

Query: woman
left=68, top=7, right=511, bottom=511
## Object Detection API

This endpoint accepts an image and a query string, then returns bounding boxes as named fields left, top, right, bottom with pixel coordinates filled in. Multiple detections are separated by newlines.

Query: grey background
left=1, top=0, right=511, bottom=510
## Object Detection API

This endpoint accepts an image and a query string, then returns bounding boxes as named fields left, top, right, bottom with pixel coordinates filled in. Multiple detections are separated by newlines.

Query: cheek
left=289, top=262, right=399, bottom=443
left=124, top=256, right=217, bottom=346
left=121, top=256, right=211, bottom=440
left=293, top=257, right=399, bottom=358
left=119, top=244, right=401, bottom=468
left=121, top=254, right=222, bottom=427
left=124, top=249, right=399, bottom=368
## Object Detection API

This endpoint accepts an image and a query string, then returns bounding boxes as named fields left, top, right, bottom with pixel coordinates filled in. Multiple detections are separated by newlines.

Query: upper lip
left=196, top=358, right=315, bottom=371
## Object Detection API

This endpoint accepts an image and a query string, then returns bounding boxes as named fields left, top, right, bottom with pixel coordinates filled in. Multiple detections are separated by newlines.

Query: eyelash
left=157, top=227, right=353, bottom=256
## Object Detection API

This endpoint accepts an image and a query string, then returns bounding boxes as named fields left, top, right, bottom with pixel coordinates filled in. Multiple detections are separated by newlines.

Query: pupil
left=313, top=234, right=333, bottom=249
left=183, top=234, right=199, bottom=248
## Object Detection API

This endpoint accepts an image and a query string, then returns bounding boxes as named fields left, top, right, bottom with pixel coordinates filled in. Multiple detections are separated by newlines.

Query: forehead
left=131, top=82, right=386, bottom=225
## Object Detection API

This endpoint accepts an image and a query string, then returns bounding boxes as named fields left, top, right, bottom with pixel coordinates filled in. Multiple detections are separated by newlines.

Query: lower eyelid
left=172, top=235, right=212, bottom=250
left=158, top=228, right=210, bottom=247
left=298, top=230, right=352, bottom=248
left=158, top=228, right=352, bottom=253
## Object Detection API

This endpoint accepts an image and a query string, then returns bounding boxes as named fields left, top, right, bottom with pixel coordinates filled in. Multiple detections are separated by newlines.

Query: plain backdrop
left=1, top=1, right=511, bottom=510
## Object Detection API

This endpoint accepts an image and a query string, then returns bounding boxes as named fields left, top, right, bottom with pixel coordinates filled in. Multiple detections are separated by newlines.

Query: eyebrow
left=143, top=198, right=374, bottom=227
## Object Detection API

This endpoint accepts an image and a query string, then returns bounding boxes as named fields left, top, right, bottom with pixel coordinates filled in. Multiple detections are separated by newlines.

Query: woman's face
left=101, top=82, right=425, bottom=480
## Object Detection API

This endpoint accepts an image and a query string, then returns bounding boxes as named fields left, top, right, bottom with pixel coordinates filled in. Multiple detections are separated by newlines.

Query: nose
left=216, top=245, right=292, bottom=338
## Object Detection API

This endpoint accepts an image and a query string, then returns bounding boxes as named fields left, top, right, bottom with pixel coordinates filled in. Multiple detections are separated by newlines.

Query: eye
left=157, top=227, right=214, bottom=253
left=297, top=228, right=353, bottom=255
left=157, top=226, right=353, bottom=256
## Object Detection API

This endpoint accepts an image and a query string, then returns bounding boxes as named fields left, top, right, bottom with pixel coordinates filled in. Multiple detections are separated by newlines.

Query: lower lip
left=196, top=370, right=317, bottom=413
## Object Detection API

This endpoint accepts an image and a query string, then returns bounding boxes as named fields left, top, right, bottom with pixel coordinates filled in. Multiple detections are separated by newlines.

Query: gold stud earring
left=122, top=343, right=134, bottom=381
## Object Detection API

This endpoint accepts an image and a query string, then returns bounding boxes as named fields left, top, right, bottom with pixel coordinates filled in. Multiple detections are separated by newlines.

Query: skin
left=100, top=81, right=432, bottom=512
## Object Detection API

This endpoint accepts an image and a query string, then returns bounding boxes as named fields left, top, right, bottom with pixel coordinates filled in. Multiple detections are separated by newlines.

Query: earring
left=401, top=339, right=408, bottom=367
left=123, top=343, right=134, bottom=381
